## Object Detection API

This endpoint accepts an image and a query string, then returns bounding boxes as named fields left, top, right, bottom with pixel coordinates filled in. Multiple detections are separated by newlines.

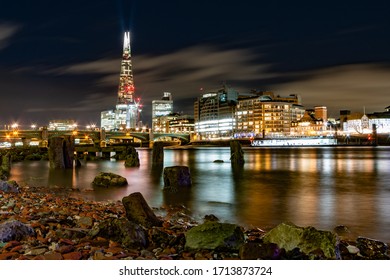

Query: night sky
left=1, top=0, right=390, bottom=128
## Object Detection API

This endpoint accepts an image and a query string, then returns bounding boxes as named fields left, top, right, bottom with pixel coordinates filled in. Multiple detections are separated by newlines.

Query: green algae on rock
left=185, top=221, right=245, bottom=251
left=262, top=222, right=339, bottom=259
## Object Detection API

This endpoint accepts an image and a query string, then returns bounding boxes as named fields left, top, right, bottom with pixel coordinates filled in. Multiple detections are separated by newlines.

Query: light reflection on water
left=9, top=146, right=390, bottom=243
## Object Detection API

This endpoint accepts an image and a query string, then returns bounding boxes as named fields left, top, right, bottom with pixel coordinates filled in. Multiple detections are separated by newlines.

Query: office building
left=194, top=85, right=238, bottom=139
left=152, top=92, right=174, bottom=132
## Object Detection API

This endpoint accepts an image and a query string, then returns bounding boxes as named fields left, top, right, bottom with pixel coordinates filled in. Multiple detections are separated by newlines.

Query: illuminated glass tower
left=101, top=31, right=142, bottom=131
left=117, top=32, right=134, bottom=104
left=115, top=31, right=140, bottom=129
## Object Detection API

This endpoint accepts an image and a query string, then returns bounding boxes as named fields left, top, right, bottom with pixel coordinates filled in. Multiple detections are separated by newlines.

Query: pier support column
left=22, top=138, right=30, bottom=147
left=372, top=124, right=378, bottom=146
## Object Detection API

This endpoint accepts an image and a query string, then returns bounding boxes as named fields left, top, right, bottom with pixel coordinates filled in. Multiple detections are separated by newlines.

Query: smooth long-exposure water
left=9, top=146, right=390, bottom=243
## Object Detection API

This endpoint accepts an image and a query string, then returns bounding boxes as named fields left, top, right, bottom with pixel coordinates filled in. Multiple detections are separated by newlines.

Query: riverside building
left=193, top=85, right=239, bottom=140
left=152, top=92, right=174, bottom=132
left=290, top=109, right=327, bottom=136
left=235, top=92, right=305, bottom=138
left=48, top=120, right=77, bottom=131
left=193, top=87, right=307, bottom=139
left=343, top=106, right=390, bottom=134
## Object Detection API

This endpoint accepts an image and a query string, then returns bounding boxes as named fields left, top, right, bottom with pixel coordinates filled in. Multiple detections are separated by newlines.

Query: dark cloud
left=273, top=63, right=390, bottom=115
left=0, top=22, right=20, bottom=50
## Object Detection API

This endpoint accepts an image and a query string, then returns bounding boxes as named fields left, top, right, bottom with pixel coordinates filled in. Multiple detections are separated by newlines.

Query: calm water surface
left=10, top=146, right=390, bottom=243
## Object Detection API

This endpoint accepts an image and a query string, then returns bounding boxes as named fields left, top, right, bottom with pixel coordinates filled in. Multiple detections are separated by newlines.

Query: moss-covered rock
left=92, top=172, right=128, bottom=187
left=185, top=221, right=245, bottom=251
left=262, top=222, right=339, bottom=259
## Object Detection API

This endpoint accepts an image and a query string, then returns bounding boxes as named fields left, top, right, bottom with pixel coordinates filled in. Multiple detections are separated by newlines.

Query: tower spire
left=113, top=31, right=141, bottom=130
left=117, top=31, right=135, bottom=104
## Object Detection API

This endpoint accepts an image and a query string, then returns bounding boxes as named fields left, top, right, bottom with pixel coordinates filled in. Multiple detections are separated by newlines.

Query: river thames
left=9, top=146, right=390, bottom=243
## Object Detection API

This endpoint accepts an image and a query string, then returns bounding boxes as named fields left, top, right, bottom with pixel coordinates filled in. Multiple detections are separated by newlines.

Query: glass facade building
left=152, top=92, right=173, bottom=132
left=194, top=86, right=238, bottom=140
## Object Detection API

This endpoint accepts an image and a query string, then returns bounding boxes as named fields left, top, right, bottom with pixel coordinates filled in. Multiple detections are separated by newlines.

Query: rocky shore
left=1, top=181, right=389, bottom=260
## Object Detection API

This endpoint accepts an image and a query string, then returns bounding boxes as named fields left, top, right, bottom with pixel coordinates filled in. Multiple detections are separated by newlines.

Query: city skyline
left=1, top=0, right=390, bottom=127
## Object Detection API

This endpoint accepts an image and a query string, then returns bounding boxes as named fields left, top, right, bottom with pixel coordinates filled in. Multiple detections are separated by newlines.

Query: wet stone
left=25, top=247, right=48, bottom=256
left=0, top=252, right=19, bottom=260
left=347, top=245, right=360, bottom=254
left=43, top=251, right=63, bottom=260
left=77, top=216, right=94, bottom=228
left=57, top=245, right=74, bottom=254
left=63, top=251, right=82, bottom=260
left=0, top=220, right=36, bottom=242
left=357, top=237, right=389, bottom=259
left=239, top=242, right=284, bottom=260
left=0, top=180, right=19, bottom=193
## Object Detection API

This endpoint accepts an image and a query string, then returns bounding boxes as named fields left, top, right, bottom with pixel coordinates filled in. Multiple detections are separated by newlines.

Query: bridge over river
left=0, top=128, right=191, bottom=148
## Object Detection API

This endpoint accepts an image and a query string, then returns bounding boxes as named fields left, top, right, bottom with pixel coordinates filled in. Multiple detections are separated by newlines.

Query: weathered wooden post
left=152, top=141, right=164, bottom=164
left=163, top=166, right=192, bottom=192
left=40, top=126, right=48, bottom=148
left=48, top=136, right=74, bottom=169
left=100, top=127, right=107, bottom=147
left=124, top=146, right=140, bottom=167
left=230, top=140, right=245, bottom=165
left=372, top=124, right=378, bottom=146
left=0, top=153, right=11, bottom=180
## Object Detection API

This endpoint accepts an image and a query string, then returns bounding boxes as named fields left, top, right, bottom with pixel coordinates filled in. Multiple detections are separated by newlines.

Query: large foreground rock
left=122, top=192, right=162, bottom=228
left=92, top=172, right=128, bottom=187
left=0, top=220, right=35, bottom=242
left=262, top=222, right=339, bottom=259
left=163, top=166, right=192, bottom=192
left=185, top=221, right=245, bottom=251
left=90, top=217, right=148, bottom=249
